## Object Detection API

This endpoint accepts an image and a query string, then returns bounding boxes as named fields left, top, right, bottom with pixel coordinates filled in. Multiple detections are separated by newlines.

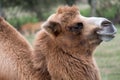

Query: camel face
left=42, top=6, right=117, bottom=49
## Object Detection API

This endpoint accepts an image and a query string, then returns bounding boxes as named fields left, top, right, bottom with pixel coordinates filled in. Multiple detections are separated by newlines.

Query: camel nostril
left=101, top=20, right=112, bottom=27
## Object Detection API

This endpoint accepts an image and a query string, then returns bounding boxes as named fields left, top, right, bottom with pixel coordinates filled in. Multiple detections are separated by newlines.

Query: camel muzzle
left=97, top=20, right=117, bottom=41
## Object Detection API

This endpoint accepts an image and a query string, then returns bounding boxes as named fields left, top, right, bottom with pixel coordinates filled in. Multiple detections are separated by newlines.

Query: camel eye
left=77, top=23, right=83, bottom=29
left=69, top=22, right=83, bottom=32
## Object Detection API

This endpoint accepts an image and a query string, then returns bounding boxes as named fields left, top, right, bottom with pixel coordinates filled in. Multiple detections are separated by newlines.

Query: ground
left=25, top=25, right=120, bottom=80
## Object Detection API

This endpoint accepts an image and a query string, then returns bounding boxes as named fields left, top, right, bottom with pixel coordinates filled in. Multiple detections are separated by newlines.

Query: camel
left=32, top=6, right=117, bottom=80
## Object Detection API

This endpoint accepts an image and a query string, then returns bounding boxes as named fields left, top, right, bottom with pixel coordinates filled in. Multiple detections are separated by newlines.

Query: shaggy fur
left=0, top=17, right=40, bottom=80
left=32, top=6, right=102, bottom=80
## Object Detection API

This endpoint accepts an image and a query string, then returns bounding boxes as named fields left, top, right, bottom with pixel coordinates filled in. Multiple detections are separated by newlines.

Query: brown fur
left=0, top=17, right=41, bottom=80
left=32, top=6, right=102, bottom=80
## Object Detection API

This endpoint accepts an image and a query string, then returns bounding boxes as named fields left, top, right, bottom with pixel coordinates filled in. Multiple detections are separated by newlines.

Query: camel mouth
left=97, top=32, right=116, bottom=42
left=96, top=23, right=117, bottom=42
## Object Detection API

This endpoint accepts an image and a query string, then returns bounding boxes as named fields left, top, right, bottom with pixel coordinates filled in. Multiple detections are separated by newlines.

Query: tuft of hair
left=57, top=6, right=80, bottom=25
left=57, top=5, right=79, bottom=14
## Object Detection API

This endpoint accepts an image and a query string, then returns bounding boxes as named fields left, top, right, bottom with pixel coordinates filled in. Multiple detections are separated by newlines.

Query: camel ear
left=42, top=21, right=61, bottom=37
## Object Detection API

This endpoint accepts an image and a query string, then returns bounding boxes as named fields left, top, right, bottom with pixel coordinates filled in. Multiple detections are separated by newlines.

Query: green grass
left=25, top=25, right=120, bottom=80
left=80, top=8, right=91, bottom=17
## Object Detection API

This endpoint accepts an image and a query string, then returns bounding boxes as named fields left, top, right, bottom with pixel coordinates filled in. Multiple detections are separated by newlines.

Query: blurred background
left=0, top=0, right=120, bottom=80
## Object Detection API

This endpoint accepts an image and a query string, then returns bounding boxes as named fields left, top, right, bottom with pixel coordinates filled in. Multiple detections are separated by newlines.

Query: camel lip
left=96, top=31, right=116, bottom=42
left=96, top=31, right=116, bottom=36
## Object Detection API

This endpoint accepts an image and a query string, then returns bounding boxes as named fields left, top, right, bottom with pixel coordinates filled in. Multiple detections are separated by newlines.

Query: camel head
left=41, top=6, right=117, bottom=51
